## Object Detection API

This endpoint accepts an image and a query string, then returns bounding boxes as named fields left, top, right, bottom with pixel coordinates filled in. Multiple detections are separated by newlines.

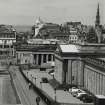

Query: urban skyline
left=0, top=0, right=104, bottom=25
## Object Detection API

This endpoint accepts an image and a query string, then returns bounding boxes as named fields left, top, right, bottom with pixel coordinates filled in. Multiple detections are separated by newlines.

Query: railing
left=60, top=103, right=94, bottom=105
left=19, top=67, right=59, bottom=105
left=19, top=67, right=95, bottom=105
left=0, top=55, right=13, bottom=59
left=84, top=57, right=105, bottom=69
left=9, top=69, right=29, bottom=105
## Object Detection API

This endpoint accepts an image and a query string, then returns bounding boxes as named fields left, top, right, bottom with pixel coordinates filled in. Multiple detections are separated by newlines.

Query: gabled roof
left=16, top=44, right=57, bottom=52
left=59, top=44, right=79, bottom=53
left=56, top=43, right=105, bottom=54
left=0, top=25, right=15, bottom=33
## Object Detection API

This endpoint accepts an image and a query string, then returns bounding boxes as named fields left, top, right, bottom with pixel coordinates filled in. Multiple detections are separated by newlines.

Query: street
left=24, top=69, right=83, bottom=104
left=9, top=66, right=47, bottom=105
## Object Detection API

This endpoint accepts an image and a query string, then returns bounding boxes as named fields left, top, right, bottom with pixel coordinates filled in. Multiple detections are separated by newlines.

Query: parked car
left=72, top=89, right=85, bottom=97
left=76, top=92, right=88, bottom=98
left=41, top=77, right=48, bottom=83
left=69, top=87, right=85, bottom=96
left=80, top=94, right=94, bottom=103
left=69, top=87, right=79, bottom=93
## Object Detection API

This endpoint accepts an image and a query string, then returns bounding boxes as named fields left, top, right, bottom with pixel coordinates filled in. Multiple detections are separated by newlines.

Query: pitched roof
left=0, top=25, right=15, bottom=33
left=60, top=44, right=79, bottom=53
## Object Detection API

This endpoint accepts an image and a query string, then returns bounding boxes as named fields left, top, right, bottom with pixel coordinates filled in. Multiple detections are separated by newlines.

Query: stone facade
left=16, top=44, right=56, bottom=66
left=0, top=25, right=16, bottom=58
left=55, top=58, right=63, bottom=84
left=84, top=62, right=105, bottom=95
left=55, top=44, right=105, bottom=96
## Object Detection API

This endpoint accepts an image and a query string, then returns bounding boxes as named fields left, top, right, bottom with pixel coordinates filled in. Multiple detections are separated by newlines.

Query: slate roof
left=60, top=44, right=79, bottom=53
left=16, top=44, right=57, bottom=52
left=0, top=25, right=15, bottom=33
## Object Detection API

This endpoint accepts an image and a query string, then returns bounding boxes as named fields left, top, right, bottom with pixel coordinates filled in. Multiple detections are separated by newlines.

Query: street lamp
left=40, top=82, right=42, bottom=89
left=54, top=88, right=56, bottom=102
left=34, top=77, right=36, bottom=85
left=31, top=74, right=33, bottom=81
left=32, top=76, right=34, bottom=83
left=26, top=71, right=28, bottom=77
left=53, top=74, right=54, bottom=79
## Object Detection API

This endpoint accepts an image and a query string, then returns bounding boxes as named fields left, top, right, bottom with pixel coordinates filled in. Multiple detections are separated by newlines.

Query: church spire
left=95, top=3, right=100, bottom=27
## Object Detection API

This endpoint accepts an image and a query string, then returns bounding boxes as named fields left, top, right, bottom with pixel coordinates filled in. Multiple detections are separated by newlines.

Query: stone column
left=9, top=44, right=11, bottom=57
left=67, top=60, right=72, bottom=84
left=63, top=59, right=68, bottom=84
left=46, top=54, right=48, bottom=63
left=33, top=54, right=36, bottom=64
left=94, top=72, right=97, bottom=95
left=12, top=48, right=14, bottom=56
left=41, top=54, right=44, bottom=65
left=21, top=53, right=23, bottom=64
left=51, top=55, right=54, bottom=61
left=80, top=60, right=85, bottom=87
left=100, top=74, right=102, bottom=94
left=36, top=54, right=39, bottom=65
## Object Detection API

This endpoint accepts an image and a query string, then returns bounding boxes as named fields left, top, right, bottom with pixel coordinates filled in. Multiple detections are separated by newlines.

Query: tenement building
left=32, top=18, right=70, bottom=43
left=0, top=25, right=16, bottom=58
left=54, top=43, right=105, bottom=96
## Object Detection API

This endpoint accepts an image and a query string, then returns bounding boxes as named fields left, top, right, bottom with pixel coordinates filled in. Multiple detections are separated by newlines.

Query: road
left=25, top=70, right=83, bottom=104
left=9, top=66, right=46, bottom=105
left=0, top=74, right=17, bottom=104
left=0, top=78, right=2, bottom=103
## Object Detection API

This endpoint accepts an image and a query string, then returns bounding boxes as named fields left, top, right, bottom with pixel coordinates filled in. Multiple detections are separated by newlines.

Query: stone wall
left=55, top=58, right=63, bottom=84
left=66, top=59, right=84, bottom=86
left=19, top=53, right=34, bottom=64
left=84, top=64, right=105, bottom=95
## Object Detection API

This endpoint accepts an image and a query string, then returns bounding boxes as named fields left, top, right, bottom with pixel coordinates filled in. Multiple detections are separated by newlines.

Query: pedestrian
left=36, top=96, right=40, bottom=105
left=28, top=82, right=31, bottom=89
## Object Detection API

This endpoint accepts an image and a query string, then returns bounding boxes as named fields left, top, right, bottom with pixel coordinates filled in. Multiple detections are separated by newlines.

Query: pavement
left=23, top=69, right=83, bottom=104
left=9, top=66, right=46, bottom=105
left=0, top=74, right=17, bottom=104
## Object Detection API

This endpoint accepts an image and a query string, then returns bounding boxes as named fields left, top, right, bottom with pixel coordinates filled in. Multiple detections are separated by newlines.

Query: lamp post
left=54, top=88, right=56, bottom=102
left=31, top=74, right=33, bottom=81
left=51, top=67, right=55, bottom=79
left=27, top=71, right=28, bottom=77
left=40, top=82, right=42, bottom=89
left=53, top=74, right=54, bottom=79
left=32, top=76, right=34, bottom=83
left=34, top=77, right=36, bottom=85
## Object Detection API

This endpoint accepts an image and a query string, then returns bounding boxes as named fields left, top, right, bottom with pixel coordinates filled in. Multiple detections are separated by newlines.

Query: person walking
left=36, top=96, right=40, bottom=105
left=28, top=82, right=32, bottom=89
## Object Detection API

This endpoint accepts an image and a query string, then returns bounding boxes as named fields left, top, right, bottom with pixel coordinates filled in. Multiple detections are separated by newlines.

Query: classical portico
left=33, top=53, right=54, bottom=65
left=16, top=44, right=56, bottom=66
left=55, top=44, right=105, bottom=96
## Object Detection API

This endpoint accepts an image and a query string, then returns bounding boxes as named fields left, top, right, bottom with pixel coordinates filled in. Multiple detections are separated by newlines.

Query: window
left=43, top=54, right=46, bottom=63
left=48, top=54, right=51, bottom=61
left=4, top=45, right=9, bottom=48
left=25, top=59, right=28, bottom=63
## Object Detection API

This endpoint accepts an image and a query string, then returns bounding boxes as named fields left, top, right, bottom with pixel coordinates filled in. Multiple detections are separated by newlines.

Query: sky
left=0, top=0, right=104, bottom=25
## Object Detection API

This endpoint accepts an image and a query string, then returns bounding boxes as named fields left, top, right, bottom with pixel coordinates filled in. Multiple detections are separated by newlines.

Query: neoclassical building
left=0, top=25, right=16, bottom=58
left=54, top=43, right=105, bottom=96
left=16, top=43, right=56, bottom=67
left=0, top=25, right=16, bottom=69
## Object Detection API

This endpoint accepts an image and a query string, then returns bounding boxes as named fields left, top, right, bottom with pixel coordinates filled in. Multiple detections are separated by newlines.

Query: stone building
left=0, top=25, right=16, bottom=69
left=16, top=43, right=56, bottom=67
left=69, top=28, right=78, bottom=43
left=0, top=25, right=16, bottom=58
left=32, top=18, right=70, bottom=43
left=54, top=43, right=105, bottom=95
